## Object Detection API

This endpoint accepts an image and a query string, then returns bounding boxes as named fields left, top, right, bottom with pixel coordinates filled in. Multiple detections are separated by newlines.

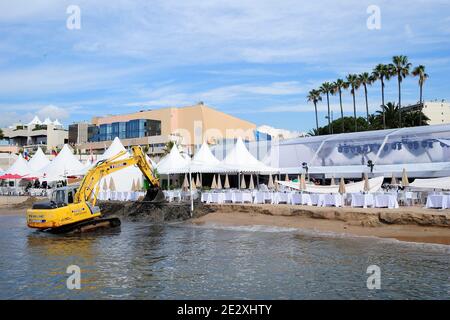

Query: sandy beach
left=191, top=204, right=450, bottom=245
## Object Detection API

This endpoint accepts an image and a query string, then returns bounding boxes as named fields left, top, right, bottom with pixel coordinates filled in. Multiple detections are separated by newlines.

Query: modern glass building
left=91, top=119, right=161, bottom=142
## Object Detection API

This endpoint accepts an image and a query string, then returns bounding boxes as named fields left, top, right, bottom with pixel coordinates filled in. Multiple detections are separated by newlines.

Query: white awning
left=156, top=144, right=190, bottom=174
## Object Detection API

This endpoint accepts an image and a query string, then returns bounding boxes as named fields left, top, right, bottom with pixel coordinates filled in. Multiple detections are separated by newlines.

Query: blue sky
left=0, top=0, right=450, bottom=132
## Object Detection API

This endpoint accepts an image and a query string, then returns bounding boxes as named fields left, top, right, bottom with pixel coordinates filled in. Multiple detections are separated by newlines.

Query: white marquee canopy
left=3, top=155, right=38, bottom=177
left=39, top=145, right=84, bottom=181
left=27, top=147, right=51, bottom=172
left=156, top=144, right=190, bottom=174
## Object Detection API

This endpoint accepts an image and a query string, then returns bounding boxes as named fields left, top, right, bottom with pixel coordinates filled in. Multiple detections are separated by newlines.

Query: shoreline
left=190, top=204, right=450, bottom=245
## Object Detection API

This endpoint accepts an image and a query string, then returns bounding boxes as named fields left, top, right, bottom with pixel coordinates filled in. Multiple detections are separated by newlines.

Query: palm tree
left=162, top=141, right=176, bottom=155
left=307, top=89, right=322, bottom=131
left=332, top=79, right=348, bottom=132
left=412, top=65, right=429, bottom=125
left=372, top=64, right=393, bottom=129
left=376, top=102, right=400, bottom=129
left=320, top=82, right=333, bottom=134
left=346, top=74, right=360, bottom=132
left=358, top=72, right=374, bottom=122
left=391, top=55, right=412, bottom=127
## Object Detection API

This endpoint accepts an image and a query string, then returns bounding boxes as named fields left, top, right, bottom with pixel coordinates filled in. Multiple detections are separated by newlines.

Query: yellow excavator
left=26, top=146, right=162, bottom=233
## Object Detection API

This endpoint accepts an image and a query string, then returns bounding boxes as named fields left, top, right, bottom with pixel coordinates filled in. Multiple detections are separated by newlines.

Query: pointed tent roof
left=98, top=137, right=128, bottom=161
left=53, top=119, right=62, bottom=126
left=43, top=117, right=53, bottom=125
left=39, top=145, right=84, bottom=180
left=156, top=144, right=190, bottom=174
left=27, top=116, right=42, bottom=126
left=28, top=147, right=50, bottom=172
left=221, top=137, right=278, bottom=173
left=4, top=155, right=37, bottom=177
left=183, top=142, right=224, bottom=173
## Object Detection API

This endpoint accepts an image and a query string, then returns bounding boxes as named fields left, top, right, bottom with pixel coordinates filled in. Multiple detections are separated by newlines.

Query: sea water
left=0, top=214, right=448, bottom=299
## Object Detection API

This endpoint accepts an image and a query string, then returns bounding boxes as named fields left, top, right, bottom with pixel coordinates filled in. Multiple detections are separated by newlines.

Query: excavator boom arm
left=75, top=146, right=159, bottom=204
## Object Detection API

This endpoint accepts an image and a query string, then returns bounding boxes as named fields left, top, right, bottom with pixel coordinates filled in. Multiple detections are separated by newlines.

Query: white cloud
left=37, top=104, right=70, bottom=121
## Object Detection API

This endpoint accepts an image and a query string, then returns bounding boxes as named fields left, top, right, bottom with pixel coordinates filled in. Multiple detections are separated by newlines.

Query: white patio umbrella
left=224, top=174, right=230, bottom=189
left=217, top=174, right=222, bottom=189
left=268, top=174, right=274, bottom=189
left=249, top=174, right=255, bottom=190
left=401, top=168, right=409, bottom=187
left=391, top=173, right=398, bottom=185
left=109, top=177, right=116, bottom=192
left=284, top=174, right=289, bottom=182
left=211, top=175, right=217, bottom=189
left=331, top=176, right=336, bottom=185
left=339, top=177, right=346, bottom=194
left=190, top=177, right=197, bottom=191
left=274, top=176, right=279, bottom=191
left=300, top=173, right=306, bottom=190
left=182, top=174, right=189, bottom=191
left=196, top=173, right=202, bottom=188
left=240, top=174, right=247, bottom=189
left=363, top=173, right=370, bottom=192
left=102, top=179, right=109, bottom=191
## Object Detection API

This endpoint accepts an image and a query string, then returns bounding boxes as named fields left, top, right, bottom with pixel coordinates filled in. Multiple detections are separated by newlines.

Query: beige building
left=79, top=103, right=256, bottom=156
left=422, top=100, right=450, bottom=125
left=1, top=116, right=68, bottom=152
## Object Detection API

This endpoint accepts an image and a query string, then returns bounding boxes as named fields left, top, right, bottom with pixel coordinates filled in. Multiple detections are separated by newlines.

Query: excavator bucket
left=143, top=187, right=166, bottom=203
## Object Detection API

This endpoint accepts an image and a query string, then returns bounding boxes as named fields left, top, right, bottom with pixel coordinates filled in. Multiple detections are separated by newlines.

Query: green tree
left=307, top=89, right=322, bottom=131
left=391, top=55, right=412, bottom=126
left=0, top=128, right=3, bottom=140
left=358, top=72, right=374, bottom=122
left=346, top=74, right=360, bottom=132
left=319, top=82, right=333, bottom=133
left=162, top=141, right=176, bottom=156
left=412, top=65, right=429, bottom=125
left=372, top=63, right=393, bottom=129
left=332, top=79, right=348, bottom=132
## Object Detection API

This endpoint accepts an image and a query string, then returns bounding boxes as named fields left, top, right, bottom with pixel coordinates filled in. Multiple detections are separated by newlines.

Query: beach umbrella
left=224, top=174, right=230, bottom=189
left=182, top=174, right=189, bottom=191
left=390, top=173, right=398, bottom=185
left=338, top=177, right=346, bottom=194
left=274, top=175, right=279, bottom=191
left=102, top=179, right=109, bottom=191
left=331, top=176, right=336, bottom=185
left=300, top=173, right=306, bottom=191
left=363, top=173, right=370, bottom=192
left=268, top=174, right=274, bottom=189
left=401, top=168, right=409, bottom=187
left=109, top=177, right=116, bottom=192
left=190, top=177, right=197, bottom=191
left=196, top=173, right=202, bottom=188
left=285, top=174, right=289, bottom=182
left=217, top=174, right=222, bottom=189
left=211, top=174, right=217, bottom=189
left=240, top=174, right=247, bottom=189
left=297, top=175, right=301, bottom=190
left=249, top=174, right=255, bottom=190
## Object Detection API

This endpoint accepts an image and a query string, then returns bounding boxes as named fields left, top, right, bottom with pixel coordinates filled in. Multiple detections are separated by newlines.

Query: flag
left=23, top=150, right=29, bottom=160
left=51, top=148, right=58, bottom=156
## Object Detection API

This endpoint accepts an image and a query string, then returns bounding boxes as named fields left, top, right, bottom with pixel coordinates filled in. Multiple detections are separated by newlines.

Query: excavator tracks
left=46, top=216, right=121, bottom=234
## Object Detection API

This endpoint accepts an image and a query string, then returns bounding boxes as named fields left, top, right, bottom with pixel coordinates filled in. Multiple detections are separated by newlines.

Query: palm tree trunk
left=339, top=90, right=344, bottom=132
left=314, top=102, right=319, bottom=131
left=398, top=76, right=402, bottom=127
left=326, top=92, right=331, bottom=134
left=352, top=91, right=357, bottom=132
left=381, top=78, right=386, bottom=129
left=419, top=83, right=423, bottom=125
left=364, top=84, right=369, bottom=122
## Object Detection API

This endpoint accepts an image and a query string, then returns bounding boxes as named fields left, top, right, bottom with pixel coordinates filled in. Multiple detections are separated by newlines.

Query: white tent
left=43, top=117, right=53, bottom=125
left=39, top=145, right=85, bottom=181
left=156, top=144, right=190, bottom=174
left=277, top=176, right=384, bottom=194
left=221, top=137, right=278, bottom=173
left=4, top=155, right=38, bottom=177
left=27, top=147, right=50, bottom=172
left=53, top=119, right=62, bottom=126
left=182, top=142, right=224, bottom=173
left=27, top=116, right=42, bottom=126
left=95, top=137, right=144, bottom=192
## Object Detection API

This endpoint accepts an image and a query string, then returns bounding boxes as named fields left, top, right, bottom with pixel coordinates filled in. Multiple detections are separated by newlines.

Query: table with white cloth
left=231, top=192, right=253, bottom=203
left=272, top=192, right=290, bottom=204
left=351, top=193, right=374, bottom=208
left=374, top=193, right=399, bottom=209
left=425, top=194, right=450, bottom=209
left=310, top=194, right=324, bottom=206
left=165, top=190, right=182, bottom=202
left=320, top=194, right=343, bottom=207
left=253, top=191, right=272, bottom=204
left=206, top=192, right=225, bottom=204
left=289, top=192, right=313, bottom=206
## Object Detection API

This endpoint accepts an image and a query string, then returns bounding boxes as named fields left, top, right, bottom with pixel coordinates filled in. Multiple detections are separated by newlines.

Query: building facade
left=422, top=100, right=450, bottom=125
left=69, top=122, right=98, bottom=145
left=78, top=103, right=257, bottom=157
left=1, top=117, right=68, bottom=152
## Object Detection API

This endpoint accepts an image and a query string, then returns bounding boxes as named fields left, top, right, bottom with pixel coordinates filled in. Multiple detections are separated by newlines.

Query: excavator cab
left=32, top=185, right=80, bottom=210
